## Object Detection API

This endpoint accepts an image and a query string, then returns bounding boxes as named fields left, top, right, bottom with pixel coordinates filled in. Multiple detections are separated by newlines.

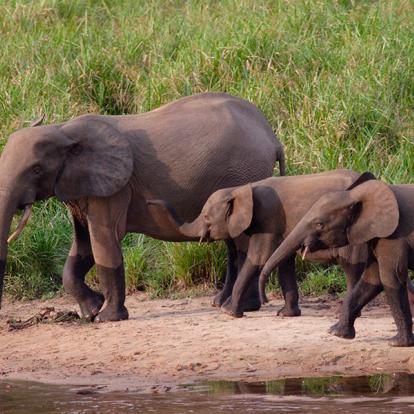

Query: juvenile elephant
left=0, top=92, right=284, bottom=321
left=148, top=169, right=374, bottom=318
left=276, top=243, right=414, bottom=314
left=259, top=177, right=414, bottom=346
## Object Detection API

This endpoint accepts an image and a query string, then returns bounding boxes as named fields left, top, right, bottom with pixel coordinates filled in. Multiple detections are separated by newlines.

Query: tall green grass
left=1, top=0, right=413, bottom=299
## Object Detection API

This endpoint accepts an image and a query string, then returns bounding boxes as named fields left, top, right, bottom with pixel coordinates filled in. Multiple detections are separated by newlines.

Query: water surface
left=2, top=373, right=414, bottom=413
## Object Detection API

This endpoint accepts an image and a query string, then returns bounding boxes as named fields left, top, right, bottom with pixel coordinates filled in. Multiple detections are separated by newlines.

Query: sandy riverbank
left=1, top=293, right=413, bottom=393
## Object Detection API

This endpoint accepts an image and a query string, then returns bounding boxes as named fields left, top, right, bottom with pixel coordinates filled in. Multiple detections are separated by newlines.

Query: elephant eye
left=32, top=165, right=42, bottom=175
left=315, top=222, right=324, bottom=230
left=70, top=143, right=83, bottom=156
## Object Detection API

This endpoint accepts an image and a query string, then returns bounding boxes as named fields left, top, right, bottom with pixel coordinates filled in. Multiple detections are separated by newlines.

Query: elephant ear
left=227, top=183, right=253, bottom=238
left=347, top=180, right=399, bottom=245
left=346, top=171, right=376, bottom=190
left=55, top=117, right=134, bottom=201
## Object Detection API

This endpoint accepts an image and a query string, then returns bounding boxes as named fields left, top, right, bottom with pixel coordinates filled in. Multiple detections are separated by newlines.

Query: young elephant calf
left=259, top=178, right=414, bottom=347
left=148, top=170, right=377, bottom=318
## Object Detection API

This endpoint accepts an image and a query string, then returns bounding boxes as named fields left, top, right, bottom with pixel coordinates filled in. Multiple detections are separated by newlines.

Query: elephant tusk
left=30, top=114, right=45, bottom=127
left=199, top=228, right=209, bottom=244
left=301, top=245, right=309, bottom=261
left=7, top=205, right=32, bottom=244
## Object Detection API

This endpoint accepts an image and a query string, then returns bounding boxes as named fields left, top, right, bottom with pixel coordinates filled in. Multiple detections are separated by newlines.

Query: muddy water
left=1, top=373, right=414, bottom=413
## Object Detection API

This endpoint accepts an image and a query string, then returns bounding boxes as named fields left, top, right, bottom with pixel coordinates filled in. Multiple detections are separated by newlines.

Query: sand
left=1, top=292, right=413, bottom=393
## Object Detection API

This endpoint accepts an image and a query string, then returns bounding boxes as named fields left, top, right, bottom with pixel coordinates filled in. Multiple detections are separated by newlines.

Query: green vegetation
left=1, top=0, right=413, bottom=300
left=207, top=374, right=398, bottom=396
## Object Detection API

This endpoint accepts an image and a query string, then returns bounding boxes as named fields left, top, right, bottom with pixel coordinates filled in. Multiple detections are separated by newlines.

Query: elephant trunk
left=147, top=199, right=207, bottom=240
left=259, top=221, right=307, bottom=304
left=0, top=193, right=19, bottom=308
left=178, top=217, right=207, bottom=241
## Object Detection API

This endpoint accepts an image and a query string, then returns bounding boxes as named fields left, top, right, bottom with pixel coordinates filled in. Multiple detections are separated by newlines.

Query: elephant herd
left=0, top=92, right=413, bottom=346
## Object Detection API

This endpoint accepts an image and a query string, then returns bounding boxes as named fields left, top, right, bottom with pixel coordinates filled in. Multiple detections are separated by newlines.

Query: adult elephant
left=0, top=92, right=284, bottom=321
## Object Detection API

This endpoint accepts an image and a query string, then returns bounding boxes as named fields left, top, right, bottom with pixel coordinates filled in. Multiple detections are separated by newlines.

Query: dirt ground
left=1, top=292, right=414, bottom=393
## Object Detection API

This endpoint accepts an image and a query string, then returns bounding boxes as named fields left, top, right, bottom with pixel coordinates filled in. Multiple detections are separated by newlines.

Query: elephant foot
left=221, top=298, right=244, bottom=318
left=243, top=285, right=263, bottom=312
left=328, top=322, right=355, bottom=339
left=212, top=290, right=230, bottom=308
left=243, top=298, right=262, bottom=312
left=214, top=291, right=263, bottom=311
left=277, top=305, right=301, bottom=317
left=261, top=293, right=269, bottom=305
left=389, top=333, right=414, bottom=347
left=94, top=305, right=129, bottom=322
left=78, top=292, right=105, bottom=321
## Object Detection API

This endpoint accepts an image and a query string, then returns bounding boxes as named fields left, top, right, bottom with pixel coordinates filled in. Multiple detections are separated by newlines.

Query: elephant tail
left=277, top=145, right=286, bottom=176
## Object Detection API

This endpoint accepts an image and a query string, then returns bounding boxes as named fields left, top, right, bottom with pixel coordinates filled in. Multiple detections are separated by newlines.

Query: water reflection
left=204, top=372, right=414, bottom=397
left=1, top=373, right=414, bottom=414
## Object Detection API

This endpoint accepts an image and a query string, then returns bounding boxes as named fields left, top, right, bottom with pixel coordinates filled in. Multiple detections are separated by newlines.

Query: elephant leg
left=212, top=239, right=238, bottom=308
left=277, top=255, right=301, bottom=317
left=406, top=258, right=414, bottom=314
left=340, top=261, right=365, bottom=294
left=329, top=259, right=382, bottom=339
left=230, top=247, right=263, bottom=312
left=337, top=258, right=365, bottom=318
left=242, top=271, right=262, bottom=312
left=220, top=257, right=259, bottom=318
left=87, top=196, right=129, bottom=322
left=91, top=240, right=128, bottom=322
left=376, top=243, right=414, bottom=347
left=213, top=243, right=260, bottom=312
left=221, top=233, right=274, bottom=317
left=94, top=262, right=128, bottom=322
left=407, top=278, right=414, bottom=315
left=62, top=217, right=104, bottom=320
left=384, top=283, right=414, bottom=346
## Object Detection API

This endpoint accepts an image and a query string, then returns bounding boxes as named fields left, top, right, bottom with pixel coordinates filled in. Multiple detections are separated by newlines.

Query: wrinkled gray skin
left=0, top=93, right=284, bottom=322
left=286, top=243, right=414, bottom=314
left=148, top=169, right=374, bottom=318
left=302, top=244, right=369, bottom=296
left=259, top=178, right=414, bottom=347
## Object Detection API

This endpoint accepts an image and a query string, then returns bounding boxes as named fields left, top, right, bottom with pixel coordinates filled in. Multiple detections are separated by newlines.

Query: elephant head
left=0, top=115, right=134, bottom=306
left=258, top=175, right=399, bottom=303
left=147, top=183, right=254, bottom=241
